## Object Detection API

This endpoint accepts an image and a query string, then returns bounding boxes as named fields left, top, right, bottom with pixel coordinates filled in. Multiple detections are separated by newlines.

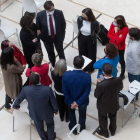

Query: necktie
left=49, top=15, right=55, bottom=39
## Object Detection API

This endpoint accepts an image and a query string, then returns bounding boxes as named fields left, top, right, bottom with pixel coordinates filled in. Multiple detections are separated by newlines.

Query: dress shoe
left=61, top=118, right=64, bottom=122
left=110, top=131, right=115, bottom=136
left=68, top=123, right=77, bottom=135
left=65, top=118, right=69, bottom=123
left=44, top=131, right=56, bottom=140
left=96, top=129, right=109, bottom=138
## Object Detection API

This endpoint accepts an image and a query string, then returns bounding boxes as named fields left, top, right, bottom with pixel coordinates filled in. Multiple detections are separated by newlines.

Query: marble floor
left=0, top=0, right=140, bottom=140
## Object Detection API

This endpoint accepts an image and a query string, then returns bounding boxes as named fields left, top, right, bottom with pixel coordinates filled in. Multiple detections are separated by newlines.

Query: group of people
left=0, top=1, right=140, bottom=140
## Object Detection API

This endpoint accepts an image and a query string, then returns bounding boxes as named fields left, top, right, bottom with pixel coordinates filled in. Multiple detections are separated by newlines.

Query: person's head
left=24, top=11, right=36, bottom=20
left=114, top=15, right=128, bottom=29
left=1, top=40, right=12, bottom=50
left=29, top=72, right=40, bottom=85
left=129, top=28, right=140, bottom=41
left=104, top=43, right=118, bottom=59
left=73, top=55, right=84, bottom=69
left=0, top=47, right=14, bottom=70
left=54, top=59, right=67, bottom=77
left=82, top=8, right=96, bottom=22
left=32, top=53, right=43, bottom=66
left=44, top=1, right=54, bottom=12
left=20, top=16, right=33, bottom=30
left=102, top=63, right=113, bottom=77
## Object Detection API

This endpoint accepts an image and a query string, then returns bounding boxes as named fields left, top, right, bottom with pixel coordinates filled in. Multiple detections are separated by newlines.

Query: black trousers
left=98, top=111, right=117, bottom=135
left=44, top=37, right=65, bottom=67
left=5, top=94, right=12, bottom=108
left=55, top=93, right=69, bottom=120
left=34, top=119, right=54, bottom=140
left=78, top=33, right=97, bottom=72
left=118, top=50, right=125, bottom=76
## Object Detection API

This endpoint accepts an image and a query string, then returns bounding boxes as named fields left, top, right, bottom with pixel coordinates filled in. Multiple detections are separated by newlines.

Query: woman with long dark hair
left=108, top=15, right=128, bottom=80
left=0, top=47, right=24, bottom=109
left=77, top=8, right=99, bottom=73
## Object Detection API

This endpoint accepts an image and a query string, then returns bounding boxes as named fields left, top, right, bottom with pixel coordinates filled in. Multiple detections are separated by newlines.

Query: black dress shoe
left=68, top=123, right=77, bottom=135
left=65, top=118, right=69, bottom=123
left=44, top=131, right=56, bottom=140
left=61, top=118, right=64, bottom=122
left=96, top=129, right=109, bottom=138
left=110, top=131, right=115, bottom=136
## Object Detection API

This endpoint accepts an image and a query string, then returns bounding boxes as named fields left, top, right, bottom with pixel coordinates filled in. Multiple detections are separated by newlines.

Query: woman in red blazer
left=26, top=53, right=52, bottom=86
left=108, top=15, right=128, bottom=79
left=1, top=40, right=26, bottom=69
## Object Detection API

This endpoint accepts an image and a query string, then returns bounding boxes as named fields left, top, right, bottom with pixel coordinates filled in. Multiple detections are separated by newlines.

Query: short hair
left=32, top=53, right=43, bottom=66
left=105, top=43, right=118, bottom=59
left=44, top=1, right=54, bottom=10
left=129, top=28, right=140, bottom=41
left=20, top=16, right=33, bottom=30
left=54, top=59, right=67, bottom=77
left=1, top=40, right=9, bottom=50
left=29, top=72, right=40, bottom=85
left=73, top=56, right=84, bottom=69
left=102, top=63, right=113, bottom=76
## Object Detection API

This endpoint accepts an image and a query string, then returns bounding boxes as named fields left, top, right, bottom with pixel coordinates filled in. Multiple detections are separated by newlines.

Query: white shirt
left=104, top=76, right=113, bottom=79
left=80, top=20, right=91, bottom=36
left=46, top=10, right=56, bottom=36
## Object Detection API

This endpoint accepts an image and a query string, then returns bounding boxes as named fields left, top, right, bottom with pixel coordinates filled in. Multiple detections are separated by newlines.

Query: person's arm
left=62, top=76, right=74, bottom=104
left=94, top=83, right=103, bottom=99
left=119, top=78, right=123, bottom=91
left=12, top=88, right=26, bottom=109
left=93, top=59, right=105, bottom=70
left=60, top=11, right=66, bottom=42
left=76, top=75, right=91, bottom=105
left=107, top=23, right=116, bottom=42
left=49, top=87, right=58, bottom=113
left=25, top=68, right=30, bottom=77
left=36, top=13, right=41, bottom=30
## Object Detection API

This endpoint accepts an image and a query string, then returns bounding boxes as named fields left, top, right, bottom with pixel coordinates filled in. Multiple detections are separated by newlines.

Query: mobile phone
left=99, top=74, right=104, bottom=81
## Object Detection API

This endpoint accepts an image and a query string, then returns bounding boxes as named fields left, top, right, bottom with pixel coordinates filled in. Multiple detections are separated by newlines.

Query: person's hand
left=71, top=102, right=78, bottom=109
left=97, top=78, right=101, bottom=83
left=55, top=112, right=58, bottom=115
left=37, top=30, right=41, bottom=36
left=14, top=57, right=17, bottom=61
left=22, top=65, right=26, bottom=69
left=119, top=34, right=122, bottom=38
left=115, top=27, right=119, bottom=33
left=32, top=38, right=36, bottom=42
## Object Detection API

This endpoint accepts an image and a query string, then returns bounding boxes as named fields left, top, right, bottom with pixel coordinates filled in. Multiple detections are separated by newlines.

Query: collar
left=74, top=68, right=82, bottom=70
left=104, top=76, right=113, bottom=79
left=37, top=83, right=41, bottom=85
left=46, top=10, right=55, bottom=16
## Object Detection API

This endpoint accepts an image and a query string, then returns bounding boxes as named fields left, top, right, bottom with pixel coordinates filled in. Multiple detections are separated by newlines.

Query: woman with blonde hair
left=51, top=59, right=69, bottom=122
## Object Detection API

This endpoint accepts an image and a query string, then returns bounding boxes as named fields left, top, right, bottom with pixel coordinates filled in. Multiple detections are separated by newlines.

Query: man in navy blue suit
left=12, top=72, right=58, bottom=140
left=62, top=56, right=91, bottom=135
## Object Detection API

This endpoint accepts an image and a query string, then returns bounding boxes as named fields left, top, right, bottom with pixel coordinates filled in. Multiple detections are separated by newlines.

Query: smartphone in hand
left=99, top=74, right=104, bottom=81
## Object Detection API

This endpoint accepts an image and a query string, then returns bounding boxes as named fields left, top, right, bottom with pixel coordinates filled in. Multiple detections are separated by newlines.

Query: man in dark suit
left=36, top=1, right=66, bottom=68
left=94, top=63, right=123, bottom=138
left=62, top=56, right=91, bottom=135
left=12, top=72, right=58, bottom=140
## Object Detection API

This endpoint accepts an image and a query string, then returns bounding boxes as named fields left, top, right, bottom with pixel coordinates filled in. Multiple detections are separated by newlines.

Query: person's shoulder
left=55, top=9, right=63, bottom=14
left=123, top=26, right=129, bottom=31
left=37, top=10, right=46, bottom=16
left=114, top=77, right=122, bottom=82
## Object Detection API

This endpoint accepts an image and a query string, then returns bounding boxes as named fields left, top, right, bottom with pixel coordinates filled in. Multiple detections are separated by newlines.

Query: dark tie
left=49, top=15, right=55, bottom=39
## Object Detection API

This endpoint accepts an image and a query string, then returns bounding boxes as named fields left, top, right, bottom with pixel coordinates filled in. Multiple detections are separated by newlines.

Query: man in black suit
left=12, top=72, right=58, bottom=140
left=36, top=1, right=66, bottom=68
left=94, top=63, right=123, bottom=138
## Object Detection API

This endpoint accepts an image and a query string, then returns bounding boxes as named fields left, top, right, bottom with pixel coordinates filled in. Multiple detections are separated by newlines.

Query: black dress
left=20, top=23, right=39, bottom=68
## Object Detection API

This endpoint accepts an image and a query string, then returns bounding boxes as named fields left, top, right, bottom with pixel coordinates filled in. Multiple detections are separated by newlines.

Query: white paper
left=129, top=80, right=140, bottom=95
left=82, top=55, right=92, bottom=69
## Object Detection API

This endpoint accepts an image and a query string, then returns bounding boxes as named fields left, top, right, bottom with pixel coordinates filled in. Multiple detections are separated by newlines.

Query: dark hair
left=20, top=16, right=33, bottom=30
left=129, top=28, right=140, bottom=41
left=73, top=56, right=84, bottom=69
left=115, top=15, right=128, bottom=30
left=82, top=8, right=96, bottom=22
left=102, top=63, right=113, bottom=76
left=105, top=43, right=118, bottom=59
left=1, top=40, right=9, bottom=50
left=0, top=47, right=14, bottom=70
left=24, top=11, right=36, bottom=20
left=44, top=1, right=54, bottom=10
left=29, top=72, right=40, bottom=85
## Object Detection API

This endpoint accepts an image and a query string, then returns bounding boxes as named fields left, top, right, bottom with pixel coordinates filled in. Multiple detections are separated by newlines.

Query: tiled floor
left=0, top=0, right=140, bottom=140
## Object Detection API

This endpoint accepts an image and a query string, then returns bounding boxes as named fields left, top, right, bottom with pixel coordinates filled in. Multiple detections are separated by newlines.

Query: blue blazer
left=62, top=70, right=91, bottom=106
left=93, top=54, right=119, bottom=78
left=13, top=85, right=58, bottom=121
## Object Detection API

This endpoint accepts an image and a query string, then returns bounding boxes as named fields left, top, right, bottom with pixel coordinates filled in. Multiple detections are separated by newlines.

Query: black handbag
left=119, top=93, right=129, bottom=105
left=22, top=68, right=32, bottom=87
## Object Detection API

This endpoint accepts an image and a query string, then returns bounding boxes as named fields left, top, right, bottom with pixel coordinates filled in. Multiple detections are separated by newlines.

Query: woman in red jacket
left=1, top=40, right=26, bottom=69
left=108, top=15, right=128, bottom=80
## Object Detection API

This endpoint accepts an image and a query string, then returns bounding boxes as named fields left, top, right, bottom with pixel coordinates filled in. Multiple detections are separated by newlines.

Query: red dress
left=26, top=63, right=52, bottom=86
left=107, top=22, right=128, bottom=50
left=12, top=45, right=26, bottom=65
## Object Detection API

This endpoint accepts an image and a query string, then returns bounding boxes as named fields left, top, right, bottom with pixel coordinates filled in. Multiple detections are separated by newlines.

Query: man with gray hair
left=12, top=72, right=58, bottom=140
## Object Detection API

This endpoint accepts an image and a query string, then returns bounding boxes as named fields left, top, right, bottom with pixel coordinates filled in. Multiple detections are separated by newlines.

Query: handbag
left=119, top=93, right=129, bottom=105
left=22, top=68, right=32, bottom=87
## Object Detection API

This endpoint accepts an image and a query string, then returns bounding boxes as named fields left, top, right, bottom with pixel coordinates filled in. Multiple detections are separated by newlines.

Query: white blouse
left=80, top=20, right=91, bottom=36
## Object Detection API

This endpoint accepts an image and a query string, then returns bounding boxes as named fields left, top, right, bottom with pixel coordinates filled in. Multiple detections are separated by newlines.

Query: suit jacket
left=36, top=9, right=66, bottom=42
left=13, top=85, right=58, bottom=121
left=62, top=70, right=91, bottom=106
left=94, top=77, right=123, bottom=113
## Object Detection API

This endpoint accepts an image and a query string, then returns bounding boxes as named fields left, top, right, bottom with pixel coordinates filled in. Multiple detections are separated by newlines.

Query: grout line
left=67, top=0, right=140, bottom=29
left=0, top=0, right=9, bottom=6
left=95, top=134, right=106, bottom=140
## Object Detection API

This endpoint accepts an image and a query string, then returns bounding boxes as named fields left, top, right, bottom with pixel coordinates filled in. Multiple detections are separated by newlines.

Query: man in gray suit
left=12, top=72, right=58, bottom=140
